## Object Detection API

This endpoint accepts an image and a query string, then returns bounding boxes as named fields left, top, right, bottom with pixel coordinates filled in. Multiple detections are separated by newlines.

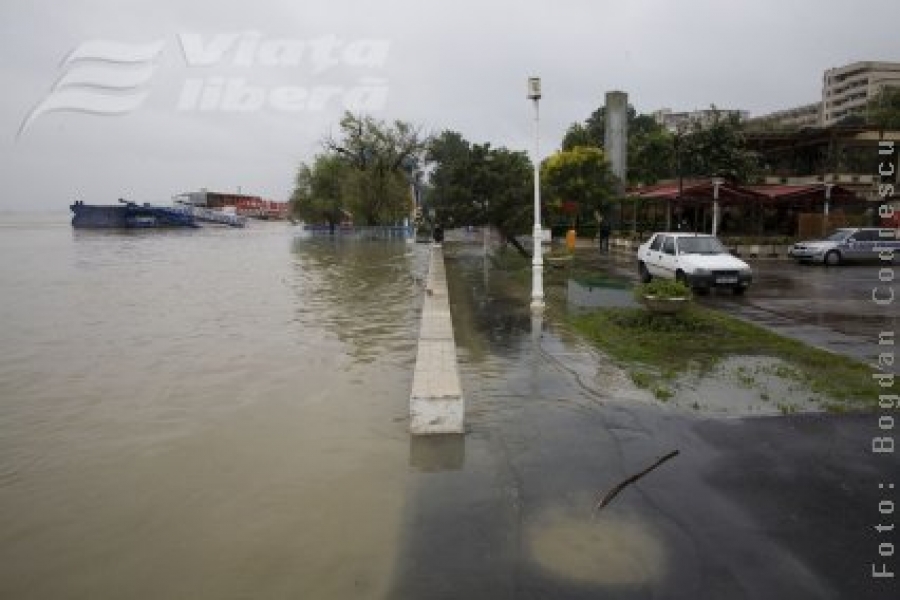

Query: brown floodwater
left=0, top=215, right=428, bottom=599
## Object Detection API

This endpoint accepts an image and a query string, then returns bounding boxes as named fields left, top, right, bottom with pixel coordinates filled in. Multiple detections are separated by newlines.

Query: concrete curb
left=410, top=244, right=465, bottom=435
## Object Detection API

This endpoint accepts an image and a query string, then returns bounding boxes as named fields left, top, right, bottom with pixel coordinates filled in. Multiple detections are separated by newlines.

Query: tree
left=290, top=154, right=351, bottom=231
left=561, top=122, right=595, bottom=150
left=561, top=105, right=608, bottom=150
left=867, top=86, right=900, bottom=130
left=678, top=107, right=759, bottom=182
left=628, top=120, right=674, bottom=186
left=426, top=130, right=534, bottom=257
left=561, top=104, right=675, bottom=185
left=323, top=112, right=428, bottom=225
left=541, top=146, right=616, bottom=225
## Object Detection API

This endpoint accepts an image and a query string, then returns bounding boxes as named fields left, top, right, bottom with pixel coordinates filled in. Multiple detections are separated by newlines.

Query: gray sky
left=1, top=0, right=898, bottom=211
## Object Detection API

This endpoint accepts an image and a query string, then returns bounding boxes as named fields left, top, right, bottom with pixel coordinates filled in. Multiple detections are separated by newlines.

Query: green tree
left=561, top=122, right=596, bottom=150
left=290, top=154, right=351, bottom=231
left=541, top=146, right=616, bottom=225
left=679, top=107, right=759, bottom=182
left=561, top=106, right=608, bottom=150
left=561, top=104, right=675, bottom=185
left=324, top=112, right=427, bottom=225
left=867, top=86, right=900, bottom=130
left=427, top=130, right=534, bottom=257
left=629, top=124, right=675, bottom=186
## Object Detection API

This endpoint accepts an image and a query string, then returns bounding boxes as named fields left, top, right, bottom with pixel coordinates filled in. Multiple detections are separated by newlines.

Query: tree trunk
left=497, top=227, right=531, bottom=259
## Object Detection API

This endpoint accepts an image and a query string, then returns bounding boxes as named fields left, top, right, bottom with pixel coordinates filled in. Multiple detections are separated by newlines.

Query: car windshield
left=825, top=230, right=853, bottom=241
left=677, top=236, right=727, bottom=255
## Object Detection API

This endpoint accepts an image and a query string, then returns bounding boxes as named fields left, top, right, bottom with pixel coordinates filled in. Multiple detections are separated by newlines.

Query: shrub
left=633, top=279, right=692, bottom=301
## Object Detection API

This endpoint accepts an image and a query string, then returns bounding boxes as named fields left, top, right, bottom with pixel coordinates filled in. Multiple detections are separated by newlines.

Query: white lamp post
left=823, top=182, right=834, bottom=236
left=527, top=76, right=544, bottom=310
left=483, top=199, right=489, bottom=256
left=711, top=177, right=724, bottom=236
left=408, top=172, right=417, bottom=244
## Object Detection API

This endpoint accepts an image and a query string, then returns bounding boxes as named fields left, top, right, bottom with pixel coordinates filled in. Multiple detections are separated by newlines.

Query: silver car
left=789, top=227, right=900, bottom=265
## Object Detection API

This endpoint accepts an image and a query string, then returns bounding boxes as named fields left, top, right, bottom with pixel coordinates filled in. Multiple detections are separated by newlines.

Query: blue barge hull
left=71, top=200, right=198, bottom=229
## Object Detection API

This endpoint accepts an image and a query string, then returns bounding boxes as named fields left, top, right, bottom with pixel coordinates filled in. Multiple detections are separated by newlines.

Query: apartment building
left=745, top=102, right=822, bottom=130
left=652, top=107, right=750, bottom=132
left=822, top=60, right=900, bottom=126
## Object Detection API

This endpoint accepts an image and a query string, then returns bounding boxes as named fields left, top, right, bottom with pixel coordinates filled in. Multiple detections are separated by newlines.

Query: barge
left=70, top=199, right=199, bottom=229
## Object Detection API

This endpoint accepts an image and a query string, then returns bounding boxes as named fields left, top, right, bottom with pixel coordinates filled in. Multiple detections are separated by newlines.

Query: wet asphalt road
left=389, top=244, right=898, bottom=600
left=605, top=251, right=898, bottom=363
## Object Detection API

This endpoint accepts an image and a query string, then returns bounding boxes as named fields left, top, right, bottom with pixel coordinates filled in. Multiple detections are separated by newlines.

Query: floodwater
left=0, top=214, right=428, bottom=599
left=1, top=218, right=894, bottom=599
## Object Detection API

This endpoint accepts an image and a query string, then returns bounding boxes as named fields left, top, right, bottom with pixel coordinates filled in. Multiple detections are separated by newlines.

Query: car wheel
left=733, top=285, right=747, bottom=295
left=824, top=250, right=842, bottom=266
left=638, top=262, right=652, bottom=283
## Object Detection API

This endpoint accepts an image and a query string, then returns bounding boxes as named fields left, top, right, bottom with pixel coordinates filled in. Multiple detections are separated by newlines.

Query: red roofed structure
left=617, top=179, right=873, bottom=237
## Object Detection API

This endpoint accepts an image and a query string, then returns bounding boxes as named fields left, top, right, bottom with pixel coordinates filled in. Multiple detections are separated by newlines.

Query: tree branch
left=593, top=450, right=679, bottom=512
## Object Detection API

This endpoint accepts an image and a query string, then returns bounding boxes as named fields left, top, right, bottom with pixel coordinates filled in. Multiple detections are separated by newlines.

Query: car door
left=645, top=234, right=665, bottom=276
left=847, top=229, right=875, bottom=260
left=657, top=236, right=678, bottom=278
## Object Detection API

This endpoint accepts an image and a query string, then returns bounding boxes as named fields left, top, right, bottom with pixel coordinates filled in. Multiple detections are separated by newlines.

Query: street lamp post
left=823, top=182, right=834, bottom=216
left=673, top=122, right=687, bottom=231
left=483, top=199, right=489, bottom=256
left=823, top=182, right=834, bottom=236
left=527, top=76, right=544, bottom=310
left=711, top=177, right=724, bottom=236
left=408, top=171, right=418, bottom=244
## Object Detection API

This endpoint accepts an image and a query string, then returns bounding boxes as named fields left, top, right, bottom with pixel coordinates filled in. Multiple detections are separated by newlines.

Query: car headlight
left=693, top=268, right=711, bottom=276
left=740, top=268, right=752, bottom=277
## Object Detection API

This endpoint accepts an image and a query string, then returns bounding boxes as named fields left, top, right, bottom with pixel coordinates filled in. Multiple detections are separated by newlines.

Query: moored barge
left=70, top=199, right=198, bottom=229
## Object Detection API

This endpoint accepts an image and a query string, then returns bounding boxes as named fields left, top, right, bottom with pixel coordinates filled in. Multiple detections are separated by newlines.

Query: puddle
left=566, top=278, right=637, bottom=309
left=664, top=356, right=826, bottom=416
left=527, top=505, right=667, bottom=587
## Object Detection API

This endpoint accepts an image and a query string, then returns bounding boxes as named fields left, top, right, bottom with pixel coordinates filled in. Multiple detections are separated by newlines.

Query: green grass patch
left=569, top=305, right=882, bottom=412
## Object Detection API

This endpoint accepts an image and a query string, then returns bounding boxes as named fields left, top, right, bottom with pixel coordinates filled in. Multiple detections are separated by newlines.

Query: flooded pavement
left=390, top=243, right=897, bottom=599
left=702, top=260, right=898, bottom=363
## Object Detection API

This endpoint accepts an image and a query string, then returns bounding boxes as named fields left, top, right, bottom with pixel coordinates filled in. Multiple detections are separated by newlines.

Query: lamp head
left=527, top=77, right=541, bottom=100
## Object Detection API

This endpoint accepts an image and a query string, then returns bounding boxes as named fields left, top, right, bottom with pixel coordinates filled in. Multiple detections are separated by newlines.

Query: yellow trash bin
left=565, top=228, right=576, bottom=251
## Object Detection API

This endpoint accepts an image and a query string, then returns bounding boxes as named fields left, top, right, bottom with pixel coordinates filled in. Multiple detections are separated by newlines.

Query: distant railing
left=301, top=225, right=413, bottom=240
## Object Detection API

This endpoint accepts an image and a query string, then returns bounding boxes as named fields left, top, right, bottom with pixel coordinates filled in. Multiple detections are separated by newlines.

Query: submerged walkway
left=392, top=242, right=894, bottom=599
left=410, top=244, right=465, bottom=434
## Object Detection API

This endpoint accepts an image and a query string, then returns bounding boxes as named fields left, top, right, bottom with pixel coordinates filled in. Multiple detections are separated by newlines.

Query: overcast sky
left=1, top=0, right=898, bottom=211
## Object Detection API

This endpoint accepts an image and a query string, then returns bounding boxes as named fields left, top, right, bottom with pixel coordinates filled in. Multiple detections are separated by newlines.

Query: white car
left=637, top=232, right=753, bottom=294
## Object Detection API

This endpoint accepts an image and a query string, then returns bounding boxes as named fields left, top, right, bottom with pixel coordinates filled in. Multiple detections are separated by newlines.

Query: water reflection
left=409, top=435, right=466, bottom=472
left=566, top=278, right=637, bottom=309
left=291, top=237, right=428, bottom=365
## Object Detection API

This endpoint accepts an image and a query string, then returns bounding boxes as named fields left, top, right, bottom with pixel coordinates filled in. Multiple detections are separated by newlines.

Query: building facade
left=822, top=61, right=900, bottom=126
left=652, top=107, right=750, bottom=132
left=745, top=102, right=822, bottom=130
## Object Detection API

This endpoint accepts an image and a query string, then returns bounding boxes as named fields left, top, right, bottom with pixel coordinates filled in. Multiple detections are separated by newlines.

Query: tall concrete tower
left=604, top=91, right=628, bottom=194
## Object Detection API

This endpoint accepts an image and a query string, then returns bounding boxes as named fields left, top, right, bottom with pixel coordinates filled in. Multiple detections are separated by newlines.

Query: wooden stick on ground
left=594, top=450, right=680, bottom=512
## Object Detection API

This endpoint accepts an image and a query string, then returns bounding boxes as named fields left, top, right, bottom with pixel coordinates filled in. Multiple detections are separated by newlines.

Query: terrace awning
left=743, top=184, right=864, bottom=207
left=628, top=180, right=765, bottom=205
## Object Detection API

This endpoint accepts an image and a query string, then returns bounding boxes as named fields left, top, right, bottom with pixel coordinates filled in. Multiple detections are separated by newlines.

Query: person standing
left=599, top=217, right=611, bottom=253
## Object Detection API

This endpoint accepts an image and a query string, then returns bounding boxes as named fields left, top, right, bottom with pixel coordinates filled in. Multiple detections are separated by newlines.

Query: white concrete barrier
left=410, top=245, right=465, bottom=435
